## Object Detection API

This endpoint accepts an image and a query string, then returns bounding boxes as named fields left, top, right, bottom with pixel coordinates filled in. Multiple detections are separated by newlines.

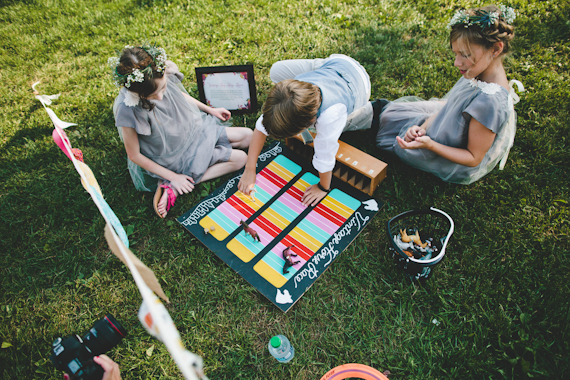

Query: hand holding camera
left=93, top=355, right=121, bottom=380
left=50, top=314, right=126, bottom=380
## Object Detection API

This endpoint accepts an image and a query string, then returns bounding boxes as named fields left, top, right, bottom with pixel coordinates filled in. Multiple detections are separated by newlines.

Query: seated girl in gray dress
left=110, top=45, right=252, bottom=217
left=375, top=5, right=524, bottom=184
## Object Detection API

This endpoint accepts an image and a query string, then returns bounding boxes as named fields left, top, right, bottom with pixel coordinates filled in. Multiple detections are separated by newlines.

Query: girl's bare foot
left=157, top=189, right=169, bottom=218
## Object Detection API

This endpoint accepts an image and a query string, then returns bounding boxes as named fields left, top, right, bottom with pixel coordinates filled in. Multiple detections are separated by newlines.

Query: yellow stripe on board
left=289, top=228, right=321, bottom=251
left=268, top=161, right=296, bottom=182
left=226, top=239, right=257, bottom=263
left=199, top=215, right=230, bottom=241
left=263, top=208, right=290, bottom=230
left=234, top=191, right=263, bottom=211
left=253, top=260, right=288, bottom=288
left=321, top=197, right=354, bottom=219
left=294, top=178, right=312, bottom=192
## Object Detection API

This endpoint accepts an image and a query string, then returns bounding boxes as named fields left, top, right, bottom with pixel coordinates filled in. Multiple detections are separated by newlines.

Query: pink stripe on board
left=305, top=212, right=338, bottom=235
left=277, top=193, right=306, bottom=215
left=256, top=176, right=280, bottom=196
left=249, top=222, right=275, bottom=245
left=218, top=202, right=248, bottom=225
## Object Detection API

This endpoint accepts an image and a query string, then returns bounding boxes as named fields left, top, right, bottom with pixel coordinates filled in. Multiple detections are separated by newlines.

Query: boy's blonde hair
left=262, top=79, right=321, bottom=139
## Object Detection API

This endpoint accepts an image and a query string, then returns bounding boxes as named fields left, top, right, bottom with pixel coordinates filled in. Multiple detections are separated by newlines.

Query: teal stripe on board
left=264, top=252, right=294, bottom=279
left=273, top=154, right=302, bottom=175
left=208, top=209, right=236, bottom=233
left=328, top=189, right=361, bottom=211
left=296, top=219, right=329, bottom=243
left=270, top=200, right=298, bottom=222
left=251, top=186, right=272, bottom=204
left=235, top=232, right=264, bottom=254
left=299, top=172, right=320, bottom=185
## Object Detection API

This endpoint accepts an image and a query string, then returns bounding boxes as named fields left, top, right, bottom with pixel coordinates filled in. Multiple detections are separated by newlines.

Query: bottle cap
left=270, top=336, right=282, bottom=348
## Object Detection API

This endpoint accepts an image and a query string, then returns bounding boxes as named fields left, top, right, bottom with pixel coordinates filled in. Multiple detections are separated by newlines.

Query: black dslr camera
left=50, top=314, right=127, bottom=380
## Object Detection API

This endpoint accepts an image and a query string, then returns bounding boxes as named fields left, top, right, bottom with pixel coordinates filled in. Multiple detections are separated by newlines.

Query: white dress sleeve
left=255, top=114, right=269, bottom=136
left=313, top=103, right=347, bottom=173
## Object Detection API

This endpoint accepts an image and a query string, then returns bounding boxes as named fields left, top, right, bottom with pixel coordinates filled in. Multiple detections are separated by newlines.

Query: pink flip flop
left=153, top=182, right=177, bottom=218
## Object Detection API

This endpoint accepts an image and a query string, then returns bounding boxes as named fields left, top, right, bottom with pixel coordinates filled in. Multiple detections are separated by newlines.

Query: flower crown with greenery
left=107, top=44, right=167, bottom=88
left=447, top=5, right=516, bottom=30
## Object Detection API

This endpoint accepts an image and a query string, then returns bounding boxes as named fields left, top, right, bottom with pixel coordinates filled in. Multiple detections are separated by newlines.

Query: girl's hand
left=169, top=174, right=195, bottom=194
left=301, top=184, right=327, bottom=207
left=404, top=125, right=425, bottom=142
left=238, top=169, right=256, bottom=195
left=396, top=135, right=433, bottom=150
left=209, top=108, right=231, bottom=121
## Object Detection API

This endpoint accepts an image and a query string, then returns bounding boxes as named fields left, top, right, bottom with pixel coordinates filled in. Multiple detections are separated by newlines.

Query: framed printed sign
left=195, top=65, right=258, bottom=115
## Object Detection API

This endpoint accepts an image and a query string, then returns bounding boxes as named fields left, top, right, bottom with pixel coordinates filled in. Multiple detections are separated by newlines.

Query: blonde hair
left=262, top=79, right=321, bottom=139
left=450, top=5, right=515, bottom=57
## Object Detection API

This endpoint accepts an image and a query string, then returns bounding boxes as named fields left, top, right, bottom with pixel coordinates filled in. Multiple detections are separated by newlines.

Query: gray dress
left=376, top=77, right=516, bottom=184
left=113, top=71, right=232, bottom=191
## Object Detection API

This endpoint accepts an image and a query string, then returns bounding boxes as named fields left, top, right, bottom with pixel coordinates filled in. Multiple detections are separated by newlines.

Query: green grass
left=1, top=0, right=569, bottom=378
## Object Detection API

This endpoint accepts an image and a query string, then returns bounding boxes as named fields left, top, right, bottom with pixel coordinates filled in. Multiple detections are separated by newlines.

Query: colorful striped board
left=226, top=172, right=319, bottom=262
left=199, top=155, right=301, bottom=241
left=178, top=142, right=382, bottom=312
left=253, top=189, right=361, bottom=287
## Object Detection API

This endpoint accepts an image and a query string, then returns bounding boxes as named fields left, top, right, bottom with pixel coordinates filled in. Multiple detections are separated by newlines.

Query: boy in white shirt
left=238, top=54, right=377, bottom=206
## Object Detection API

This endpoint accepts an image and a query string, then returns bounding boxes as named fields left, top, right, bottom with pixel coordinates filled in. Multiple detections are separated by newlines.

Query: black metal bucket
left=386, top=207, right=454, bottom=281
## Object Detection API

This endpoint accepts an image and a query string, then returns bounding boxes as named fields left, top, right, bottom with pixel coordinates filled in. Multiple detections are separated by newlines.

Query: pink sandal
left=153, top=182, right=177, bottom=218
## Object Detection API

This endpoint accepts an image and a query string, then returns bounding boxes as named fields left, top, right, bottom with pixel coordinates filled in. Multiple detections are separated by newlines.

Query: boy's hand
left=301, top=184, right=327, bottom=207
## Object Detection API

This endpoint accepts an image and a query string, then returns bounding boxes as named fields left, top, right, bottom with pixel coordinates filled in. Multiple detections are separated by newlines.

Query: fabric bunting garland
left=33, top=82, right=208, bottom=380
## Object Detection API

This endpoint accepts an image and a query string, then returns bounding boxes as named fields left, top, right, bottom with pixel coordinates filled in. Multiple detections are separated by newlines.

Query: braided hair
left=450, top=5, right=515, bottom=56
left=116, top=47, right=165, bottom=110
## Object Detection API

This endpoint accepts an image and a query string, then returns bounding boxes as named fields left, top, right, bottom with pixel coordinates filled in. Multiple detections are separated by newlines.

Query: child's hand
left=301, top=184, right=327, bottom=207
left=396, top=135, right=433, bottom=150
left=210, top=108, right=231, bottom=121
left=238, top=169, right=256, bottom=195
left=404, top=125, right=425, bottom=142
left=169, top=174, right=195, bottom=194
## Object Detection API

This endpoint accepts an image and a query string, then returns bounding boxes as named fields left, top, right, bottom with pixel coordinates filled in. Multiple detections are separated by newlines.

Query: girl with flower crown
left=110, top=45, right=252, bottom=218
left=374, top=5, right=524, bottom=184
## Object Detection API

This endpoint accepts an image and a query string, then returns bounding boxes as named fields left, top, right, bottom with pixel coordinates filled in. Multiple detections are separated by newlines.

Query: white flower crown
left=447, top=5, right=516, bottom=29
left=108, top=44, right=167, bottom=89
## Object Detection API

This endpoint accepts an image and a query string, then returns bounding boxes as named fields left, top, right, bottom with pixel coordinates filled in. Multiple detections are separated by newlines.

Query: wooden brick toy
left=285, top=132, right=387, bottom=196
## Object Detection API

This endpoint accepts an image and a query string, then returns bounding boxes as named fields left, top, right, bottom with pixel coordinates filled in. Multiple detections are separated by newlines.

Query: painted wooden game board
left=178, top=142, right=383, bottom=312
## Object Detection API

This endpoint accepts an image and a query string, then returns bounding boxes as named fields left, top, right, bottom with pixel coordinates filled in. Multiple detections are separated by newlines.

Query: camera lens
left=82, top=314, right=127, bottom=357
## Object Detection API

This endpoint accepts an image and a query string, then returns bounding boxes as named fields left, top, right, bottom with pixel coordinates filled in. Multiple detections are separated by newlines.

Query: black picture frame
left=195, top=64, right=258, bottom=115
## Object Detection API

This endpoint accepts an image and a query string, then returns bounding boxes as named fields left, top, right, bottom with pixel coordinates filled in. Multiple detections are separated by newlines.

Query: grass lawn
left=1, top=0, right=569, bottom=378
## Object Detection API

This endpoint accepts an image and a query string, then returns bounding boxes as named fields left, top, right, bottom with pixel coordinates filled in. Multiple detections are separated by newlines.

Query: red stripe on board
left=259, top=168, right=288, bottom=188
left=227, top=195, right=255, bottom=218
left=286, top=185, right=303, bottom=201
left=313, top=204, right=345, bottom=227
left=281, top=235, right=313, bottom=261
left=254, top=215, right=282, bottom=238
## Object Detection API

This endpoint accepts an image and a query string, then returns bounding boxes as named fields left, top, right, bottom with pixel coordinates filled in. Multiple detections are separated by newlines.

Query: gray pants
left=269, top=55, right=374, bottom=131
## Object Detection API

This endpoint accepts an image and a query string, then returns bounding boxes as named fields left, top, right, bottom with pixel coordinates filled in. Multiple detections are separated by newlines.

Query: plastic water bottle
left=268, top=335, right=295, bottom=363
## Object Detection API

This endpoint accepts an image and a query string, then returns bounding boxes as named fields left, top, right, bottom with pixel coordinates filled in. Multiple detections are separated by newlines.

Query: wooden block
left=286, top=132, right=388, bottom=196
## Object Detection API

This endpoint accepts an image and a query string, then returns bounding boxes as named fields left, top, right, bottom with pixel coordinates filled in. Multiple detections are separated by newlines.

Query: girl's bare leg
left=200, top=149, right=248, bottom=183
left=225, top=127, right=253, bottom=149
left=158, top=128, right=252, bottom=216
